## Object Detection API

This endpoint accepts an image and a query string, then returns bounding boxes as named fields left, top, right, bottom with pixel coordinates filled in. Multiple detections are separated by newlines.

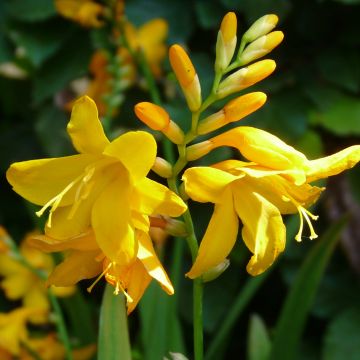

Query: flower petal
left=67, top=96, right=109, bottom=154
left=92, top=174, right=136, bottom=265
left=47, top=250, right=102, bottom=287
left=133, top=178, right=186, bottom=217
left=306, top=145, right=360, bottom=182
left=6, top=154, right=97, bottom=206
left=232, top=180, right=286, bottom=276
left=137, top=231, right=174, bottom=295
left=186, top=189, right=238, bottom=278
left=182, top=167, right=238, bottom=203
left=103, top=131, right=156, bottom=181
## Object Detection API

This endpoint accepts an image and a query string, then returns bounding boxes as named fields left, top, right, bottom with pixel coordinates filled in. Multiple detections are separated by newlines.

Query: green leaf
left=247, top=314, right=271, bottom=360
left=323, top=307, right=360, bottom=360
left=98, top=285, right=131, bottom=360
left=6, top=0, right=56, bottom=22
left=195, top=1, right=224, bottom=29
left=294, top=130, right=324, bottom=160
left=269, top=217, right=348, bottom=360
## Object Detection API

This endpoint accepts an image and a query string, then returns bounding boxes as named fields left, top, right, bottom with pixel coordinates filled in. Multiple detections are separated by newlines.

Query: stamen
left=114, top=281, right=133, bottom=303
left=300, top=208, right=318, bottom=240
left=87, top=262, right=112, bottom=293
left=295, top=207, right=304, bottom=242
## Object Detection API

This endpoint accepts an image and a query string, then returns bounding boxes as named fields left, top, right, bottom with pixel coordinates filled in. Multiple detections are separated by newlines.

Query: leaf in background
left=194, top=1, right=225, bottom=29
left=126, top=0, right=194, bottom=43
left=269, top=217, right=348, bottom=360
left=294, top=130, right=324, bottom=160
left=8, top=20, right=74, bottom=67
left=323, top=307, right=360, bottom=360
left=98, top=285, right=131, bottom=360
left=6, top=0, right=56, bottom=22
left=247, top=314, right=271, bottom=360
left=33, top=30, right=92, bottom=104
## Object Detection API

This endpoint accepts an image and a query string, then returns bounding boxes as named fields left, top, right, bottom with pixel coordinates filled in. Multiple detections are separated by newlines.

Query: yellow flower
left=183, top=126, right=360, bottom=278
left=7, top=96, right=186, bottom=304
left=0, top=307, right=42, bottom=355
left=30, top=229, right=174, bottom=314
left=55, top=0, right=104, bottom=28
left=0, top=231, right=74, bottom=324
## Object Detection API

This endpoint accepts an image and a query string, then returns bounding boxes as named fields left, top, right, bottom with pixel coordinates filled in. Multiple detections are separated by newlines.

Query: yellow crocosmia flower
left=0, top=307, right=43, bottom=355
left=0, top=232, right=75, bottom=324
left=7, top=96, right=186, bottom=269
left=183, top=129, right=360, bottom=278
left=30, top=229, right=174, bottom=314
left=55, top=0, right=104, bottom=28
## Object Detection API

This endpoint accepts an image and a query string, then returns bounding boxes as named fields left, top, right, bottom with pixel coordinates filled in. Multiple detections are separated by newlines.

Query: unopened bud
left=239, top=31, right=284, bottom=65
left=186, top=141, right=213, bottom=161
left=243, top=14, right=278, bottom=43
left=217, top=59, right=276, bottom=99
left=202, top=259, right=230, bottom=282
left=152, top=157, right=173, bottom=178
left=215, top=12, right=237, bottom=71
left=135, top=102, right=184, bottom=144
left=149, top=216, right=188, bottom=237
left=169, top=45, right=202, bottom=112
left=197, top=92, right=267, bottom=135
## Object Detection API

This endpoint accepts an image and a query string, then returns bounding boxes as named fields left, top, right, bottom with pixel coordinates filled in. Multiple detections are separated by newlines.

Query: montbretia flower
left=7, top=96, right=186, bottom=270
left=30, top=229, right=174, bottom=314
left=183, top=127, right=360, bottom=278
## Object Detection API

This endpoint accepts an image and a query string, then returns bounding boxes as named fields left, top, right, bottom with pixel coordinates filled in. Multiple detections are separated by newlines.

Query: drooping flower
left=30, top=229, right=174, bottom=314
left=183, top=126, right=360, bottom=278
left=7, top=96, right=186, bottom=305
left=55, top=0, right=104, bottom=28
left=0, top=231, right=74, bottom=324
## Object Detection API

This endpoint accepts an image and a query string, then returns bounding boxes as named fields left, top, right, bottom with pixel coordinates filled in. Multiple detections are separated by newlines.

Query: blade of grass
left=269, top=216, right=348, bottom=360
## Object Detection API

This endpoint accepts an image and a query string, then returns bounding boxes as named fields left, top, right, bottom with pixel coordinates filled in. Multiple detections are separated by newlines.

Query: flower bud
left=215, top=12, right=237, bottom=72
left=152, top=157, right=173, bottom=178
left=217, top=59, right=276, bottom=99
left=150, top=216, right=188, bottom=237
left=242, top=14, right=278, bottom=43
left=197, top=92, right=267, bottom=135
left=239, top=31, right=284, bottom=65
left=135, top=102, right=184, bottom=144
left=186, top=141, right=213, bottom=161
left=202, top=259, right=230, bottom=282
left=169, top=45, right=202, bottom=112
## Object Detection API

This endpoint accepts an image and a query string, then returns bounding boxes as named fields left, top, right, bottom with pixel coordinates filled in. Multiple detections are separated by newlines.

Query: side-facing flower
left=183, top=127, right=360, bottom=278
left=7, top=96, right=186, bottom=277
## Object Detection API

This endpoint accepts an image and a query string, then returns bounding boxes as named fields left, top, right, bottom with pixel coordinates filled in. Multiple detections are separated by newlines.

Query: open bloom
left=0, top=231, right=74, bottom=324
left=183, top=126, right=360, bottom=278
left=30, top=229, right=174, bottom=314
left=7, top=96, right=186, bottom=273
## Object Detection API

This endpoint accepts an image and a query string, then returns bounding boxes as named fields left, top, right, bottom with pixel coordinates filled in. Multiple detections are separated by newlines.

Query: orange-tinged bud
left=243, top=14, right=278, bottom=43
left=198, top=92, right=267, bottom=135
left=215, top=12, right=237, bottom=71
left=135, top=102, right=169, bottom=130
left=169, top=45, right=202, bottom=111
left=217, top=59, right=276, bottom=98
left=239, top=31, right=284, bottom=65
left=152, top=157, right=173, bottom=178
left=202, top=259, right=230, bottom=282
left=186, top=141, right=213, bottom=161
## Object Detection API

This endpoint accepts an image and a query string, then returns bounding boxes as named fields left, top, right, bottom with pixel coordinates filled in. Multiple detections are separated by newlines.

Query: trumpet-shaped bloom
left=0, top=231, right=74, bottom=324
left=30, top=229, right=174, bottom=314
left=183, top=127, right=360, bottom=278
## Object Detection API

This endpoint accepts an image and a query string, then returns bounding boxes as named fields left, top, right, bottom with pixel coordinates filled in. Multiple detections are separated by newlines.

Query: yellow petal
left=126, top=260, right=152, bottom=314
left=137, top=231, right=174, bottom=295
left=104, top=131, right=156, bottom=181
left=6, top=154, right=97, bottom=206
left=67, top=96, right=109, bottom=154
left=306, top=145, right=360, bottom=182
left=131, top=211, right=150, bottom=232
left=133, top=178, right=186, bottom=217
left=92, top=175, right=136, bottom=265
left=182, top=167, right=238, bottom=203
left=186, top=189, right=239, bottom=279
left=47, top=250, right=102, bottom=287
left=1, top=272, right=33, bottom=299
left=29, top=231, right=99, bottom=252
left=232, top=180, right=286, bottom=276
left=23, top=287, right=49, bottom=324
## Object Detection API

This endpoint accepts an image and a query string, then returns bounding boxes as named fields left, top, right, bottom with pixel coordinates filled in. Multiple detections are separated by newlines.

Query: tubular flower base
left=6, top=96, right=186, bottom=309
left=183, top=127, right=360, bottom=279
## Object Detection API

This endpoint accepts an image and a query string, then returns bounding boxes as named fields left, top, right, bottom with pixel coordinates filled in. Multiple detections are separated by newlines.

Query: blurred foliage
left=1, top=0, right=360, bottom=359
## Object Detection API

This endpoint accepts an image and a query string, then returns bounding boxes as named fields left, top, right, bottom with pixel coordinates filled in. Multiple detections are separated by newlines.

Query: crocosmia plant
left=1, top=2, right=360, bottom=359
